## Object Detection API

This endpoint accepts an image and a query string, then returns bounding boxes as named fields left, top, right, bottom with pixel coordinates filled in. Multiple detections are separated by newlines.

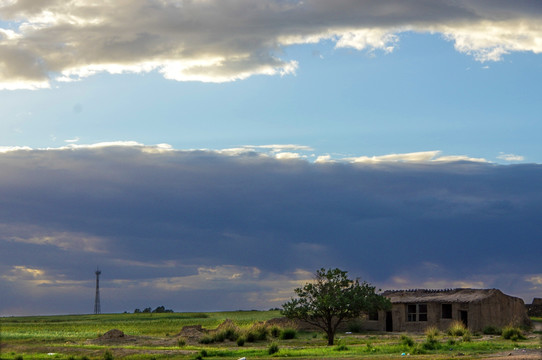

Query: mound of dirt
left=89, top=329, right=137, bottom=344
left=215, top=319, right=238, bottom=331
left=102, top=329, right=125, bottom=339
left=176, top=325, right=208, bottom=342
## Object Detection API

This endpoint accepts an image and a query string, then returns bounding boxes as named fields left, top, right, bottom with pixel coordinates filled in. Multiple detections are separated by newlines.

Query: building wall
left=367, top=292, right=530, bottom=332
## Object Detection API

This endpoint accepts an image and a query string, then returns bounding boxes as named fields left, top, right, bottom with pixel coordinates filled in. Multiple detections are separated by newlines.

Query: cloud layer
left=1, top=143, right=541, bottom=315
left=0, top=0, right=541, bottom=89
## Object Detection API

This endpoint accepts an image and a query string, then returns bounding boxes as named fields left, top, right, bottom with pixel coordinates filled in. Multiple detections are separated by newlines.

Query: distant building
left=527, top=297, right=542, bottom=317
left=364, top=288, right=531, bottom=332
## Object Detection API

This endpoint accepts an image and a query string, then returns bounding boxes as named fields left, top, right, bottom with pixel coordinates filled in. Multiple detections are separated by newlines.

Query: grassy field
left=1, top=312, right=541, bottom=360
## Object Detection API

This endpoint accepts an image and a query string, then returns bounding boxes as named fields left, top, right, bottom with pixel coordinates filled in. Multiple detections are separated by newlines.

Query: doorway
left=459, top=310, right=468, bottom=328
left=386, top=311, right=393, bottom=332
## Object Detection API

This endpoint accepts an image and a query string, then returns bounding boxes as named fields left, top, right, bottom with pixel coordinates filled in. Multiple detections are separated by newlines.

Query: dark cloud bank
left=1, top=145, right=541, bottom=315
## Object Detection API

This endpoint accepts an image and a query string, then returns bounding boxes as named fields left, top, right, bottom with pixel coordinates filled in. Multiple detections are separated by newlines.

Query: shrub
left=422, top=338, right=440, bottom=350
left=425, top=326, right=440, bottom=339
left=334, top=339, right=348, bottom=351
left=447, top=338, right=457, bottom=346
left=268, top=342, right=279, bottom=355
left=103, top=349, right=114, bottom=360
left=14, top=356, right=23, bottom=360
left=200, top=349, right=208, bottom=357
left=250, top=322, right=269, bottom=341
left=279, top=328, right=297, bottom=340
left=347, top=321, right=363, bottom=333
left=269, top=325, right=281, bottom=338
left=236, top=336, right=245, bottom=346
left=483, top=325, right=502, bottom=335
left=221, top=327, right=240, bottom=341
left=245, top=331, right=256, bottom=342
left=199, top=335, right=215, bottom=344
left=447, top=321, right=468, bottom=336
left=400, top=334, right=414, bottom=347
left=411, top=344, right=427, bottom=355
left=502, top=326, right=525, bottom=341
left=177, top=337, right=187, bottom=347
left=462, top=331, right=472, bottom=342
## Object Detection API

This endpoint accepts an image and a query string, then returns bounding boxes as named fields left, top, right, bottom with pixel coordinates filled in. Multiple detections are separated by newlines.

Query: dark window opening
left=418, top=304, right=427, bottom=321
left=442, top=304, right=452, bottom=319
left=407, top=304, right=427, bottom=322
left=368, top=311, right=379, bottom=321
left=407, top=304, right=417, bottom=322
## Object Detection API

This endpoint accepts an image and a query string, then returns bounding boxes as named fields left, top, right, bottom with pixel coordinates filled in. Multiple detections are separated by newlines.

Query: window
left=407, top=304, right=417, bottom=321
left=442, top=304, right=452, bottom=319
left=406, top=304, right=427, bottom=322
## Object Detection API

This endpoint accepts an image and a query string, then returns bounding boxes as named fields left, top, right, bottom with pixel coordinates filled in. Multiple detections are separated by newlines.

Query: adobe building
left=364, top=288, right=531, bottom=332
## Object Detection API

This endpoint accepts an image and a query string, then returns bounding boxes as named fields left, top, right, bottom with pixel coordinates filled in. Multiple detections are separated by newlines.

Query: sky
left=0, top=0, right=541, bottom=316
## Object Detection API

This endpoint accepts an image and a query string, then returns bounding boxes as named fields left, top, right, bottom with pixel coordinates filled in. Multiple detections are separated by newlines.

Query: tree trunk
left=326, top=330, right=334, bottom=346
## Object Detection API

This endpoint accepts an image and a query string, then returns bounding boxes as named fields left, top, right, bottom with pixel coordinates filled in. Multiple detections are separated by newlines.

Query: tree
left=281, top=268, right=391, bottom=345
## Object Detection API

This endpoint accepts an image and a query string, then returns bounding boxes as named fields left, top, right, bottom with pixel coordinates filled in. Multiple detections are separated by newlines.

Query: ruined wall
left=478, top=293, right=531, bottom=330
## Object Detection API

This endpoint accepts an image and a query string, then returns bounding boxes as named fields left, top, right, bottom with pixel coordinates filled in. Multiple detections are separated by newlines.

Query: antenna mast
left=94, top=267, right=101, bottom=314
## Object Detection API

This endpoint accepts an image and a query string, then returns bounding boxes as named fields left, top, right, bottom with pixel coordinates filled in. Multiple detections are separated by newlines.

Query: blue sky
left=1, top=0, right=542, bottom=315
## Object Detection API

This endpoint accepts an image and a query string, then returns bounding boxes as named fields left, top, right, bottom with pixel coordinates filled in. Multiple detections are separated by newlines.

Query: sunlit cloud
left=2, top=224, right=109, bottom=253
left=343, top=151, right=488, bottom=164
left=0, top=1, right=541, bottom=89
left=497, top=153, right=525, bottom=162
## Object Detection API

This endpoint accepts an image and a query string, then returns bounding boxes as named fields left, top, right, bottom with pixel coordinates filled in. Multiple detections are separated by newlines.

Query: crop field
left=1, top=312, right=541, bottom=360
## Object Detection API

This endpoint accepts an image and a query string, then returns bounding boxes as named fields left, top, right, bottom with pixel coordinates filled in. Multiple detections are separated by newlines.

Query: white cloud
left=344, top=150, right=488, bottom=164
left=0, top=1, right=541, bottom=89
left=497, top=153, right=525, bottom=162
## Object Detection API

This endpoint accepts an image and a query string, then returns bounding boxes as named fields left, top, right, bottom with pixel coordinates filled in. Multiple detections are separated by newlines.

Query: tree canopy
left=281, top=268, right=391, bottom=345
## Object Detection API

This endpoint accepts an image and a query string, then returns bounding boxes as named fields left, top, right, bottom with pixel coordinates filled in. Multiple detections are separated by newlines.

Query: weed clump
left=236, top=336, right=245, bottom=346
left=400, top=334, right=414, bottom=347
left=279, top=328, right=297, bottom=340
left=334, top=338, right=348, bottom=351
left=103, top=349, right=114, bottom=360
left=447, top=321, right=469, bottom=337
left=502, top=326, right=525, bottom=341
left=268, top=342, right=279, bottom=354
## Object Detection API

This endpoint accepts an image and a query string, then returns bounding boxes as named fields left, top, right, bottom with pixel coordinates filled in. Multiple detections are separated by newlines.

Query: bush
left=245, top=331, right=256, bottom=342
left=483, top=325, right=502, bottom=335
left=400, top=334, right=414, bottom=347
left=447, top=321, right=468, bottom=336
left=347, top=321, right=363, bottom=333
left=334, top=339, right=348, bottom=351
left=200, top=349, right=208, bottom=357
left=502, top=326, right=525, bottom=341
left=411, top=344, right=427, bottom=355
left=236, top=336, right=245, bottom=346
left=462, top=331, right=472, bottom=342
left=177, top=337, right=187, bottom=347
left=422, top=338, right=440, bottom=350
left=425, top=326, right=440, bottom=339
left=269, top=325, right=281, bottom=338
left=268, top=342, right=279, bottom=355
left=103, top=350, right=114, bottom=360
left=14, top=356, right=23, bottom=360
left=199, top=335, right=215, bottom=344
left=279, top=328, right=297, bottom=340
left=251, top=322, right=269, bottom=341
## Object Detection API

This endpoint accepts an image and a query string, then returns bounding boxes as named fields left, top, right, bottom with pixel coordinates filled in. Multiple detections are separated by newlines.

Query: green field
left=1, top=312, right=540, bottom=360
